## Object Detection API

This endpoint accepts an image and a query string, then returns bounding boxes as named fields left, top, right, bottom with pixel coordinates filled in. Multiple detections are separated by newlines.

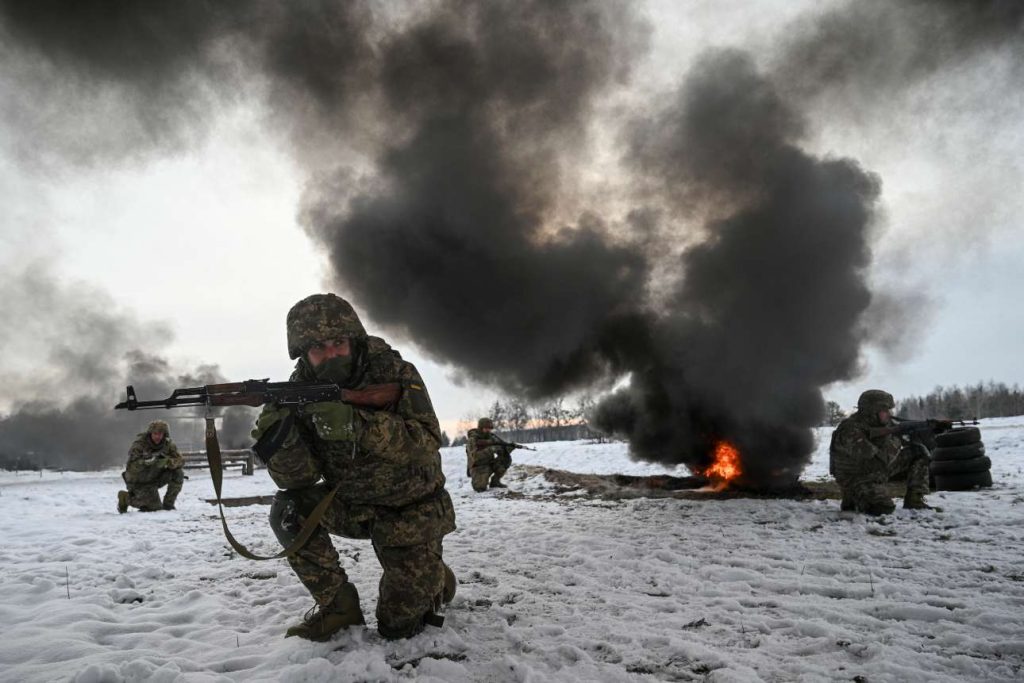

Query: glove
left=305, top=401, right=356, bottom=442
left=252, top=405, right=292, bottom=441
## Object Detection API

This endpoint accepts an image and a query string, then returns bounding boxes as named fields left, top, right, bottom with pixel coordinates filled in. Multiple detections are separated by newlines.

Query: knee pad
left=269, top=491, right=304, bottom=548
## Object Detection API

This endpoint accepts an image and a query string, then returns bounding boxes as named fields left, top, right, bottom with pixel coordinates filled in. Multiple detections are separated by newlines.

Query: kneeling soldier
left=830, top=389, right=932, bottom=515
left=465, top=418, right=512, bottom=492
left=253, top=294, right=456, bottom=641
left=118, top=420, right=184, bottom=513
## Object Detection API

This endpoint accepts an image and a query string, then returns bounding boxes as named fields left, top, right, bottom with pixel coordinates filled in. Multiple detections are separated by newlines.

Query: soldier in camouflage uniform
left=117, top=420, right=185, bottom=513
left=252, top=294, right=456, bottom=642
left=465, top=417, right=512, bottom=492
left=829, top=389, right=932, bottom=515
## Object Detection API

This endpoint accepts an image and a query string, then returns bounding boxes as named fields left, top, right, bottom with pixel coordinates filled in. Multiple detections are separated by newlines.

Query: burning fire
left=704, top=440, right=742, bottom=488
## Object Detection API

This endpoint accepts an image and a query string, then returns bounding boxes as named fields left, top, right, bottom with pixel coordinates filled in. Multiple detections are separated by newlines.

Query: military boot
left=117, top=490, right=129, bottom=514
left=488, top=476, right=507, bottom=489
left=839, top=496, right=855, bottom=512
left=903, top=491, right=934, bottom=511
left=285, top=583, right=365, bottom=641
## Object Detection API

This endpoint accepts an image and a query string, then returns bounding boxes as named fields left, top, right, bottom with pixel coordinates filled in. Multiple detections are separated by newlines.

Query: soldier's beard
left=312, top=355, right=354, bottom=386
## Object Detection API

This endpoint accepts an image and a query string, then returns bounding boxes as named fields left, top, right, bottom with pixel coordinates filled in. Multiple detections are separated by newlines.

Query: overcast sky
left=1, top=0, right=1021, bottom=440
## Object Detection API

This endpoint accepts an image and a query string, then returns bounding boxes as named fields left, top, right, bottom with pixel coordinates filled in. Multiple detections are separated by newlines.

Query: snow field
left=0, top=419, right=1021, bottom=681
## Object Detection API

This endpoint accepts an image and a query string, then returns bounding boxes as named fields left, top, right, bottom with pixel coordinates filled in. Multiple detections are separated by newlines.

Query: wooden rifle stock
left=341, top=383, right=402, bottom=409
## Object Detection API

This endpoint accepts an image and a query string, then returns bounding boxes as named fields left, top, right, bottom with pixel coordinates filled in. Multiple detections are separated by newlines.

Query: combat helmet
left=147, top=420, right=170, bottom=436
left=477, top=417, right=494, bottom=430
left=287, top=294, right=367, bottom=360
left=857, top=389, right=894, bottom=414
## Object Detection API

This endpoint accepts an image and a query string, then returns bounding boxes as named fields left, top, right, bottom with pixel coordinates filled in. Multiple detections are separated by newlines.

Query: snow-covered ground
left=1, top=419, right=1023, bottom=682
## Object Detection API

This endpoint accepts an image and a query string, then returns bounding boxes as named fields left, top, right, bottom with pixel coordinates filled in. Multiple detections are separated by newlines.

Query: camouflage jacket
left=829, top=411, right=902, bottom=480
left=465, top=428, right=504, bottom=464
left=125, top=434, right=183, bottom=485
left=265, top=336, right=449, bottom=509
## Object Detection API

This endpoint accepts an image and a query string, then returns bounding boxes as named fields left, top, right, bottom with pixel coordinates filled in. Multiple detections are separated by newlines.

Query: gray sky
left=1, top=0, right=1022, bottom=439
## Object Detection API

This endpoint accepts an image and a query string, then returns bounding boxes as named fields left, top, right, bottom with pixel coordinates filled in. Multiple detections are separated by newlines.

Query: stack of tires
left=930, top=426, right=992, bottom=491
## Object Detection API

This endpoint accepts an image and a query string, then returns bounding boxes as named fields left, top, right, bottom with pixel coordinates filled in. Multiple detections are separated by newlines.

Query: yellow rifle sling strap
left=205, top=417, right=339, bottom=561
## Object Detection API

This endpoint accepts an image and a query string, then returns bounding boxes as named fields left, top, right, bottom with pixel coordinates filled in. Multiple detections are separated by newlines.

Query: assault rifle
left=867, top=416, right=977, bottom=441
left=114, top=379, right=400, bottom=412
left=492, top=435, right=537, bottom=452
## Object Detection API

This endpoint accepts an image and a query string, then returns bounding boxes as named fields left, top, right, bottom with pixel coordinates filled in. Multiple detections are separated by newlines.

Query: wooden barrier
left=179, top=449, right=257, bottom=476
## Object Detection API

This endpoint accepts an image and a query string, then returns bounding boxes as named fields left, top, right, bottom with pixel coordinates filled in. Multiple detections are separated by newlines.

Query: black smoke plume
left=594, top=52, right=879, bottom=486
left=0, top=269, right=254, bottom=470
left=304, top=1, right=651, bottom=395
left=0, top=0, right=373, bottom=165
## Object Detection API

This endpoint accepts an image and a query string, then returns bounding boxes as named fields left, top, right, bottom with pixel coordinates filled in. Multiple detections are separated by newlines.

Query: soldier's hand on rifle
left=305, top=401, right=356, bottom=442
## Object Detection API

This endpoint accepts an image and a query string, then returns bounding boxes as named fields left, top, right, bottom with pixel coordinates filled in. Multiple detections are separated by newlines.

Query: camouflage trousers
left=470, top=450, right=511, bottom=492
left=123, top=468, right=183, bottom=511
left=835, top=445, right=930, bottom=515
left=270, top=483, right=453, bottom=639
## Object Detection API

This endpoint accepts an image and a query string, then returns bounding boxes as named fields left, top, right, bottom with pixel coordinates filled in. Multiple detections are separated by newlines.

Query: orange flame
left=704, top=440, right=742, bottom=487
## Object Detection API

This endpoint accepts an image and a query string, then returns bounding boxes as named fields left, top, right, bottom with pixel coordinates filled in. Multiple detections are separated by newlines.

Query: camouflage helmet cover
left=286, top=293, right=367, bottom=359
left=147, top=420, right=170, bottom=437
left=477, top=417, right=494, bottom=430
left=857, top=389, right=895, bottom=413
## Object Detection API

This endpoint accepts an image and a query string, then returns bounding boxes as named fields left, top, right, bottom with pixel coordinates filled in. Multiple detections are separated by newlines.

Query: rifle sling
left=205, top=417, right=339, bottom=561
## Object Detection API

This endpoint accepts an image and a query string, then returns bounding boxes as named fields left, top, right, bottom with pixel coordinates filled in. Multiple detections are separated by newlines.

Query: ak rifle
left=493, top=435, right=537, bottom=452
left=114, top=379, right=400, bottom=413
left=867, top=416, right=978, bottom=441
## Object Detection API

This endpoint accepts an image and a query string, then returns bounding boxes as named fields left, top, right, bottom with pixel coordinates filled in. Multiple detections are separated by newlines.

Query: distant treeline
left=451, top=396, right=603, bottom=446
left=451, top=423, right=599, bottom=447
left=896, top=382, right=1024, bottom=420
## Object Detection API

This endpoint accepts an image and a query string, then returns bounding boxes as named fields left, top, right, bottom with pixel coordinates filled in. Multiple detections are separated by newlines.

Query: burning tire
left=930, top=455, right=991, bottom=476
left=934, top=427, right=981, bottom=448
left=932, top=469, right=993, bottom=491
left=930, top=442, right=986, bottom=462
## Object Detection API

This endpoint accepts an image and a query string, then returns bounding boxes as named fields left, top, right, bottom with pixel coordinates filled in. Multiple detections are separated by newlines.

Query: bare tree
left=572, top=393, right=596, bottom=426
left=506, top=398, right=531, bottom=431
left=488, top=400, right=509, bottom=431
left=823, top=400, right=846, bottom=426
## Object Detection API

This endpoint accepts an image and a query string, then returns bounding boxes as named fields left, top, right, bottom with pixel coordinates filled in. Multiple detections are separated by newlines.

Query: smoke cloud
left=0, top=268, right=254, bottom=470
left=1, top=0, right=1019, bottom=482
left=304, top=1, right=651, bottom=395
left=589, top=50, right=879, bottom=486
left=776, top=0, right=1023, bottom=107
